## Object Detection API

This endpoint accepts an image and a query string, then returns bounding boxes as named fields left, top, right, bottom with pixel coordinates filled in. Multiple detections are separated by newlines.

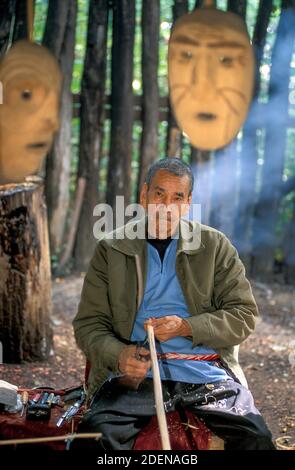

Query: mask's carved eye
left=21, top=89, right=32, bottom=100
left=219, top=56, right=234, bottom=68
left=180, top=50, right=193, bottom=61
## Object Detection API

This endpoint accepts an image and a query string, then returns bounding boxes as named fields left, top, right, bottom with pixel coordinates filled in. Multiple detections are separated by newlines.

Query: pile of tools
left=14, top=386, right=86, bottom=426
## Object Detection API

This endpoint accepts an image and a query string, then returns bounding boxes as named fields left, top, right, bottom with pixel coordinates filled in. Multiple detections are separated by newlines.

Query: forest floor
left=1, top=275, right=295, bottom=449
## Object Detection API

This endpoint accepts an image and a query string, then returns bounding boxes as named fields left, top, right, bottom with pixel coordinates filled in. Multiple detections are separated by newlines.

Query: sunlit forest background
left=3, top=0, right=295, bottom=281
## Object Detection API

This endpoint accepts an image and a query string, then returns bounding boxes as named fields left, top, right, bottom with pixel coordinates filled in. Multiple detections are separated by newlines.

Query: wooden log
left=0, top=176, right=53, bottom=362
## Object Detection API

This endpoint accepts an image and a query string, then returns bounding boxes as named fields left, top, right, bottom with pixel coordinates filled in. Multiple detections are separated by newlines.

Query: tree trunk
left=166, top=0, right=188, bottom=159
left=136, top=0, right=160, bottom=201
left=210, top=0, right=246, bottom=236
left=43, top=0, right=77, bottom=257
left=0, top=0, right=16, bottom=58
left=0, top=176, right=53, bottom=363
left=42, top=0, right=69, bottom=57
left=190, top=1, right=214, bottom=227
left=106, top=0, right=135, bottom=210
left=227, top=0, right=247, bottom=18
left=74, top=0, right=109, bottom=271
left=233, top=0, right=273, bottom=269
left=12, top=0, right=31, bottom=42
left=251, top=2, right=295, bottom=280
left=194, top=0, right=216, bottom=7
left=252, top=0, right=274, bottom=96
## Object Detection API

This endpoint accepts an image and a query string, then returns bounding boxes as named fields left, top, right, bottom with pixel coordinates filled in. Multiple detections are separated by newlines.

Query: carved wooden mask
left=168, top=8, right=255, bottom=150
left=0, top=40, right=62, bottom=184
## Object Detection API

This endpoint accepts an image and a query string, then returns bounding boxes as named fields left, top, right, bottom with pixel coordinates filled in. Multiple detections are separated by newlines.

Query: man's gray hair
left=145, top=157, right=194, bottom=195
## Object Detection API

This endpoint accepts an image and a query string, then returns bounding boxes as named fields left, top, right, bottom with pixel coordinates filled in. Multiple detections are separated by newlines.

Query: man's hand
left=144, top=315, right=192, bottom=342
left=117, top=345, right=151, bottom=389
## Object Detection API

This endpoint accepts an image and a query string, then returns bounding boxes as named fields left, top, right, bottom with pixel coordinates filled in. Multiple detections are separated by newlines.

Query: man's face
left=0, top=40, right=62, bottom=184
left=140, top=169, right=192, bottom=239
left=168, top=9, right=255, bottom=150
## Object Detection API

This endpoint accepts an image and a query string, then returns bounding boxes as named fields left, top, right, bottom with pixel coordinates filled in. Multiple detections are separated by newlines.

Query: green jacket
left=73, top=216, right=259, bottom=398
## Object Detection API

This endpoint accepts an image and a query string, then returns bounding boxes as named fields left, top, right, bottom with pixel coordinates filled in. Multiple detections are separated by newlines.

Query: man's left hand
left=144, top=315, right=192, bottom=342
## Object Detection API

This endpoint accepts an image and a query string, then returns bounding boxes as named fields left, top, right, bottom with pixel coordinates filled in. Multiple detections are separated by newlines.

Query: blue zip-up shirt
left=130, top=237, right=232, bottom=384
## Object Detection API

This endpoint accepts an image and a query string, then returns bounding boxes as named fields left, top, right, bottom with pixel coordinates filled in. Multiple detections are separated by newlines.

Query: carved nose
left=190, top=56, right=217, bottom=100
left=43, top=116, right=59, bottom=132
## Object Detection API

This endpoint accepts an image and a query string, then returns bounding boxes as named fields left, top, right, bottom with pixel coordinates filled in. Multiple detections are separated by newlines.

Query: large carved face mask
left=168, top=8, right=255, bottom=150
left=0, top=40, right=62, bottom=184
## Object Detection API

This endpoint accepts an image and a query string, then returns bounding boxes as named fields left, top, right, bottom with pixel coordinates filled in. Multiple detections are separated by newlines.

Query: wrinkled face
left=0, top=40, right=62, bottom=184
left=168, top=9, right=255, bottom=150
left=140, top=170, right=192, bottom=239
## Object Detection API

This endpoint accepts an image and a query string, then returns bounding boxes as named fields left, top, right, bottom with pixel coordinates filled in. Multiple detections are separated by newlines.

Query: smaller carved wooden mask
left=168, top=8, right=255, bottom=150
left=0, top=40, right=62, bottom=184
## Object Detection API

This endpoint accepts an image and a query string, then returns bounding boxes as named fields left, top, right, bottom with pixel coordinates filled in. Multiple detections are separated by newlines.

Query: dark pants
left=74, top=377, right=275, bottom=451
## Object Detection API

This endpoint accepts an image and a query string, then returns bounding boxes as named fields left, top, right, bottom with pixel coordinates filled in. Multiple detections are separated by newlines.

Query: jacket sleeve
left=185, top=233, right=259, bottom=349
left=72, top=240, right=126, bottom=372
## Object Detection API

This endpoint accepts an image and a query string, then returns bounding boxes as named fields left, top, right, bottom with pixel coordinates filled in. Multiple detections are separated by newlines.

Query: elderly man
left=73, top=158, right=275, bottom=450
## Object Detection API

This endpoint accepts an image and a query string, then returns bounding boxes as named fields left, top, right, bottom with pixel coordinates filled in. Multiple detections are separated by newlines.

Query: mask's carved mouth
left=196, top=113, right=217, bottom=121
left=27, top=142, right=49, bottom=150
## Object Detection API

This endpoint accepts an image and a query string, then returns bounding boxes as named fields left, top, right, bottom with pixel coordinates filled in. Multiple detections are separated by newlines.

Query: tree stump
left=0, top=176, right=53, bottom=363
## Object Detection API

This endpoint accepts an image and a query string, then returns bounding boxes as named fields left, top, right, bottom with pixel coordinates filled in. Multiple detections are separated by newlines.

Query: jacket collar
left=111, top=214, right=205, bottom=256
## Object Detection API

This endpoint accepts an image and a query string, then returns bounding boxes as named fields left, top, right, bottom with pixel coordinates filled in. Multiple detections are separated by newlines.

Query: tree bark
left=251, top=2, right=295, bottom=280
left=106, top=0, right=135, bottom=210
left=136, top=0, right=160, bottom=201
left=74, top=0, right=109, bottom=271
left=12, top=0, right=30, bottom=42
left=0, top=177, right=53, bottom=362
left=43, top=0, right=77, bottom=257
left=227, top=0, right=247, bottom=19
left=166, top=0, right=188, bottom=158
left=0, top=0, right=16, bottom=58
left=42, top=0, right=69, bottom=57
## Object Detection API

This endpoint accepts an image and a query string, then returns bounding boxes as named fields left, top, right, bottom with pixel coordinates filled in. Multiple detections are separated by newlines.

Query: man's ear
left=139, top=182, right=148, bottom=209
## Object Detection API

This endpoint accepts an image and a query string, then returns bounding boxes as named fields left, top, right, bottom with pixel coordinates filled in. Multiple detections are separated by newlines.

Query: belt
left=157, top=352, right=220, bottom=361
left=135, top=336, right=220, bottom=362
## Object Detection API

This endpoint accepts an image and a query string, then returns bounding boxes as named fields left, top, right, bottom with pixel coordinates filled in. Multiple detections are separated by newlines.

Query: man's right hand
left=118, top=345, right=151, bottom=388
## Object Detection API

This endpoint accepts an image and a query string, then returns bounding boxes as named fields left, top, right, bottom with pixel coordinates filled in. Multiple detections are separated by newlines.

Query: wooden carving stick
left=0, top=433, right=102, bottom=446
left=147, top=324, right=171, bottom=450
